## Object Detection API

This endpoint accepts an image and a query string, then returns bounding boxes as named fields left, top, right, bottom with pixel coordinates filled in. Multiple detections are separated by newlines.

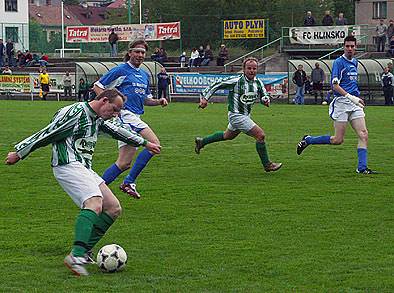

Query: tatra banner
left=223, top=19, right=265, bottom=39
left=66, top=22, right=181, bottom=43
left=289, top=25, right=361, bottom=45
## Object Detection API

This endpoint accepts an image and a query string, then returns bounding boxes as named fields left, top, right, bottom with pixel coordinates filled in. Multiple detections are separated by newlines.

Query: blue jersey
left=331, top=55, right=360, bottom=97
left=95, top=62, right=152, bottom=115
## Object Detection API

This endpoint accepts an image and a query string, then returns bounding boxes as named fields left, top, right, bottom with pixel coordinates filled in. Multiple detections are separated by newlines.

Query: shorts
left=53, top=161, right=104, bottom=208
left=41, top=84, right=49, bottom=92
left=118, top=109, right=149, bottom=148
left=227, top=112, right=256, bottom=133
left=329, top=97, right=365, bottom=122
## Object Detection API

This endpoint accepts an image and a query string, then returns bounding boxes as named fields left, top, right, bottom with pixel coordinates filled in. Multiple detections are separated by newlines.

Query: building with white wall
left=0, top=0, right=29, bottom=51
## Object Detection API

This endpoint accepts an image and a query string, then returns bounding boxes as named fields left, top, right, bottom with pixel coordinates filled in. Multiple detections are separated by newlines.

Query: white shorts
left=329, top=97, right=365, bottom=122
left=53, top=161, right=104, bottom=208
left=118, top=109, right=149, bottom=148
left=227, top=112, right=256, bottom=133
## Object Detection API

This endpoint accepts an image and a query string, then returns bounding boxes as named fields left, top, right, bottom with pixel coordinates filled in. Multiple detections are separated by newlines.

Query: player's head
left=93, top=88, right=126, bottom=120
left=343, top=35, right=357, bottom=58
left=243, top=57, right=258, bottom=80
left=125, top=39, right=148, bottom=67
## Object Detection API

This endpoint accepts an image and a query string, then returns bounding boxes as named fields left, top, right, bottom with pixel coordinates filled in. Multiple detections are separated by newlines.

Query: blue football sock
left=305, top=135, right=331, bottom=145
left=124, top=149, right=153, bottom=184
left=102, top=163, right=123, bottom=185
left=357, top=148, right=367, bottom=171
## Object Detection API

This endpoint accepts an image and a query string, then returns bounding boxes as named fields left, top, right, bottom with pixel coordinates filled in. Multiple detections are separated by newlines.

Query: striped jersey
left=201, top=74, right=268, bottom=115
left=14, top=102, right=146, bottom=169
left=95, top=62, right=152, bottom=115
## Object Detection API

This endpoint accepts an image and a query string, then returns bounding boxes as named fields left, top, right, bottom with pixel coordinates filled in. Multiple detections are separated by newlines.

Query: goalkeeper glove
left=345, top=93, right=364, bottom=108
left=261, top=94, right=270, bottom=107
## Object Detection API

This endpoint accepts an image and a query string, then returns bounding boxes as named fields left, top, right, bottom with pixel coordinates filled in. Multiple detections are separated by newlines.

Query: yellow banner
left=0, top=75, right=31, bottom=92
left=223, top=19, right=265, bottom=39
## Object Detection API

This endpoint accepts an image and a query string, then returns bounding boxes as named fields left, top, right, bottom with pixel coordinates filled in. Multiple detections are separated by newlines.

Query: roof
left=29, top=4, right=82, bottom=27
left=107, top=0, right=126, bottom=8
left=66, top=5, right=111, bottom=25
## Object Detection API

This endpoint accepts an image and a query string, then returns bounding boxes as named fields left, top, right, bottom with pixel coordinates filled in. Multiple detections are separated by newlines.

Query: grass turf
left=0, top=100, right=393, bottom=292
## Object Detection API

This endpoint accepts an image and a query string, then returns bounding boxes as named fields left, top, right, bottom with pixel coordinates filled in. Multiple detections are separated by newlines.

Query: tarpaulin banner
left=170, top=73, right=287, bottom=96
left=289, top=25, right=361, bottom=45
left=0, top=75, right=31, bottom=92
left=223, top=19, right=265, bottom=39
left=67, top=22, right=181, bottom=43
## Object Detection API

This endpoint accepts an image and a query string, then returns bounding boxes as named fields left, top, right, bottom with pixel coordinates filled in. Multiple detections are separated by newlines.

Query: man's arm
left=100, top=120, right=161, bottom=154
left=7, top=106, right=82, bottom=162
left=144, top=97, right=168, bottom=107
left=199, top=76, right=239, bottom=108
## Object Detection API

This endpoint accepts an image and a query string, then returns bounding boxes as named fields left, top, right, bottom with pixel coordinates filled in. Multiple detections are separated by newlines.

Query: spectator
left=217, top=44, right=229, bottom=66
left=387, top=20, right=394, bottom=43
left=39, top=67, right=50, bottom=100
left=304, top=76, right=312, bottom=95
left=195, top=45, right=204, bottom=67
left=16, top=50, right=25, bottom=67
left=24, top=50, right=32, bottom=65
left=189, top=48, right=199, bottom=67
left=303, top=11, right=316, bottom=26
left=158, top=48, right=168, bottom=64
left=322, top=10, right=334, bottom=26
left=108, top=28, right=119, bottom=57
left=62, top=71, right=72, bottom=98
left=376, top=19, right=387, bottom=52
left=292, top=64, right=307, bottom=105
left=26, top=53, right=40, bottom=67
left=381, top=67, right=393, bottom=105
left=0, top=39, right=5, bottom=68
left=2, top=65, right=12, bottom=75
left=157, top=67, right=169, bottom=100
left=388, top=62, right=393, bottom=73
left=311, top=62, right=325, bottom=104
left=77, top=78, right=89, bottom=102
left=201, top=44, right=214, bottom=66
left=179, top=52, right=187, bottom=68
left=6, top=39, right=14, bottom=67
left=389, top=36, right=394, bottom=57
left=39, top=53, right=49, bottom=67
left=336, top=12, right=348, bottom=25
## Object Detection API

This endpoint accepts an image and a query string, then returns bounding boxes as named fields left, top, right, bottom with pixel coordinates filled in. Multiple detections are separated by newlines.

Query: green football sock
left=202, top=131, right=225, bottom=146
left=72, top=209, right=99, bottom=257
left=87, top=212, right=115, bottom=250
left=256, top=141, right=270, bottom=167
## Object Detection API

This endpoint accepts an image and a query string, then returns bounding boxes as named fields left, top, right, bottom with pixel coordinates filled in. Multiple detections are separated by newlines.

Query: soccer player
left=296, top=35, right=376, bottom=174
left=5, top=88, right=161, bottom=276
left=94, top=39, right=168, bottom=199
left=194, top=57, right=282, bottom=172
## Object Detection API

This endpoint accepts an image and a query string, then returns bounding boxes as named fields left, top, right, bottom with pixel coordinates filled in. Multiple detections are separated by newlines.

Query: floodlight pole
left=139, top=0, right=142, bottom=24
left=127, top=0, right=131, bottom=23
left=61, top=0, right=65, bottom=58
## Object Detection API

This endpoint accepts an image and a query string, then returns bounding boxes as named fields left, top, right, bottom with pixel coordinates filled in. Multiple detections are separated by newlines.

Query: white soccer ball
left=322, top=101, right=328, bottom=105
left=97, top=244, right=127, bottom=273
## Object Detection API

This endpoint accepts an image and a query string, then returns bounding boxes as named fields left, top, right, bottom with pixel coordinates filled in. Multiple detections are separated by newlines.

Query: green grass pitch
left=0, top=100, right=393, bottom=292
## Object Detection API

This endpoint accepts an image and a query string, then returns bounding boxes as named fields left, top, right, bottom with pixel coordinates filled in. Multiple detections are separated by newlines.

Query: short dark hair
left=344, top=35, right=356, bottom=45
left=96, top=88, right=127, bottom=103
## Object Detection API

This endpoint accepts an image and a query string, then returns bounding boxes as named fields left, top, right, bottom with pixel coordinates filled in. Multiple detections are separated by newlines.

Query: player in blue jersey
left=296, top=35, right=376, bottom=174
left=93, top=40, right=168, bottom=198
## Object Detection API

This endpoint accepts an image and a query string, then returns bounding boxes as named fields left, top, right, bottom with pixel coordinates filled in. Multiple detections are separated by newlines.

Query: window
left=5, top=27, right=19, bottom=43
left=373, top=1, right=387, bottom=19
left=5, top=0, right=18, bottom=12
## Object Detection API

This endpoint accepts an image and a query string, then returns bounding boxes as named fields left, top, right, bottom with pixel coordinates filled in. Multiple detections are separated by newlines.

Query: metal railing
left=224, top=37, right=282, bottom=72
left=318, top=35, right=368, bottom=60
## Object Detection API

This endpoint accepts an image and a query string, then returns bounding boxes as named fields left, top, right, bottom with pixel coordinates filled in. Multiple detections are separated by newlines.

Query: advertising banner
left=0, top=75, right=31, bottom=92
left=67, top=22, right=181, bottom=43
left=289, top=25, right=361, bottom=45
left=29, top=73, right=76, bottom=94
left=223, top=19, right=265, bottom=39
left=170, top=73, right=287, bottom=96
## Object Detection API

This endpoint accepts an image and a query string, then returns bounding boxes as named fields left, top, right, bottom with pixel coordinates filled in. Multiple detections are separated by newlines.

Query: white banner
left=289, top=25, right=360, bottom=45
left=67, top=22, right=181, bottom=43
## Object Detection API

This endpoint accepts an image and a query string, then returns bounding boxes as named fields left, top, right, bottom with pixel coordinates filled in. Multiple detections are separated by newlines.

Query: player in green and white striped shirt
left=5, top=88, right=161, bottom=276
left=195, top=57, right=282, bottom=172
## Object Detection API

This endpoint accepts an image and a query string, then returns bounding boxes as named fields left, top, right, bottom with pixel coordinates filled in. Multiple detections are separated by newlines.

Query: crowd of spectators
left=303, top=11, right=348, bottom=27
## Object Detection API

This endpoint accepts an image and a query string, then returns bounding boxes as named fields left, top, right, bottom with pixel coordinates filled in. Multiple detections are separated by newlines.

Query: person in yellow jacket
left=39, top=67, right=50, bottom=100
